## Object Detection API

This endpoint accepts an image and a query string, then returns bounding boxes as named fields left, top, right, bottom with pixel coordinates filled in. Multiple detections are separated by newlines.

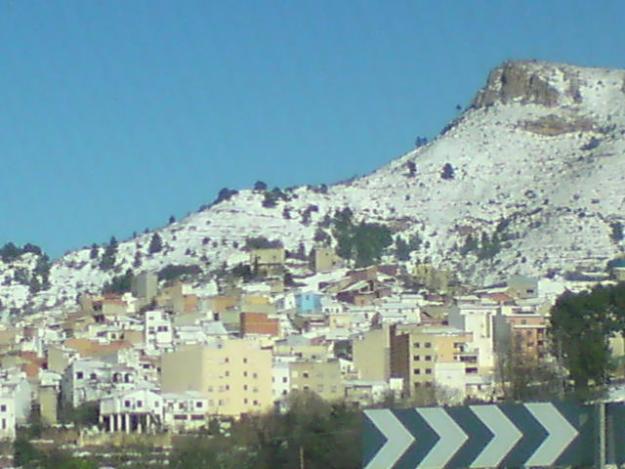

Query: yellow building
left=390, top=325, right=473, bottom=397
left=290, top=360, right=344, bottom=402
left=161, top=339, right=273, bottom=418
left=353, top=324, right=391, bottom=381
left=312, top=246, right=342, bottom=273
left=250, top=248, right=285, bottom=277
left=274, top=342, right=329, bottom=361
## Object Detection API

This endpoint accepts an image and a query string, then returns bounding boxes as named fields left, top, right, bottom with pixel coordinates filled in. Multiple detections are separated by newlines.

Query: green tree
left=441, top=162, right=455, bottom=180
left=611, top=222, right=624, bottom=243
left=331, top=209, right=392, bottom=267
left=549, top=285, right=622, bottom=393
left=99, top=237, right=118, bottom=271
left=89, top=244, right=99, bottom=260
left=148, top=233, right=163, bottom=254
left=0, top=242, right=21, bottom=263
left=254, top=180, right=268, bottom=191
left=103, top=269, right=134, bottom=295
left=460, top=234, right=478, bottom=255
left=395, top=236, right=411, bottom=261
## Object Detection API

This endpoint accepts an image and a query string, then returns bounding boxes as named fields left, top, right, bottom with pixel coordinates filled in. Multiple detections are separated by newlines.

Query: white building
left=433, top=362, right=466, bottom=404
left=0, top=396, right=16, bottom=440
left=272, top=361, right=290, bottom=404
left=448, top=301, right=497, bottom=372
left=62, top=359, right=143, bottom=407
left=162, top=392, right=208, bottom=432
left=0, top=369, right=32, bottom=424
left=144, top=310, right=173, bottom=354
left=100, top=388, right=163, bottom=433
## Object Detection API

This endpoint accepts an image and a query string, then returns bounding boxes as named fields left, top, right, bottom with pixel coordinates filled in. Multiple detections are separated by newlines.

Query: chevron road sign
left=363, top=402, right=595, bottom=469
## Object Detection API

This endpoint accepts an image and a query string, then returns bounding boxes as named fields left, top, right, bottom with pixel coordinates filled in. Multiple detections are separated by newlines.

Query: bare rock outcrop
left=473, top=61, right=561, bottom=108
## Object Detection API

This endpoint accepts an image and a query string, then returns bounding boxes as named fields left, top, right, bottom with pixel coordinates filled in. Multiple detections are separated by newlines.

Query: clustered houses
left=0, top=244, right=576, bottom=441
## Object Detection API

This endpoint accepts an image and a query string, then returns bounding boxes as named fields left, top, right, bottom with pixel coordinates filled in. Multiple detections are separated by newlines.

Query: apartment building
left=161, top=339, right=273, bottom=418
left=353, top=324, right=391, bottom=381
left=390, top=325, right=473, bottom=398
left=289, top=360, right=343, bottom=402
left=448, top=301, right=497, bottom=372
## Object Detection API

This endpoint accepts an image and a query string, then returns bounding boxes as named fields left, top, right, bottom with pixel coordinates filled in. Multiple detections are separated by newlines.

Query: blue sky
left=1, top=0, right=624, bottom=258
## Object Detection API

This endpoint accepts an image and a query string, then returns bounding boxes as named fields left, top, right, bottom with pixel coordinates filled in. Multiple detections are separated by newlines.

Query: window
left=243, top=358, right=248, bottom=364
left=282, top=377, right=287, bottom=383
left=302, top=372, right=309, bottom=379
left=425, top=368, right=432, bottom=375
left=76, top=372, right=84, bottom=380
left=225, top=371, right=230, bottom=377
left=225, top=385, right=230, bottom=391
left=207, top=386, right=213, bottom=393
left=244, top=371, right=248, bottom=377
left=224, top=358, right=229, bottom=363
left=413, top=355, right=420, bottom=361
left=253, top=372, right=258, bottom=379
left=244, top=398, right=248, bottom=404
left=253, top=400, right=259, bottom=406
left=424, top=342, right=431, bottom=348
left=244, top=385, right=248, bottom=391
left=0, top=405, right=6, bottom=412
left=89, top=373, right=97, bottom=380
left=425, top=355, right=432, bottom=361
left=196, top=402, right=203, bottom=408
left=137, top=400, right=143, bottom=408
left=413, top=369, right=421, bottom=375
left=414, top=343, right=420, bottom=348
left=125, top=400, right=131, bottom=408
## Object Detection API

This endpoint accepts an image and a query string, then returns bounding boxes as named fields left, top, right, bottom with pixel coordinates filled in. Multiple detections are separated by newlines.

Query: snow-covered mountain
left=3, top=60, right=625, bottom=314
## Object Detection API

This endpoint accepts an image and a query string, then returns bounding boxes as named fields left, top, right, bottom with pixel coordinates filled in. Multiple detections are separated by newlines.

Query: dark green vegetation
left=14, top=437, right=97, bottom=469
left=244, top=236, right=283, bottom=250
left=332, top=208, right=392, bottom=267
left=0, top=242, right=51, bottom=293
left=550, top=283, right=625, bottom=395
left=0, top=242, right=43, bottom=263
left=99, top=237, right=118, bottom=271
left=170, top=392, right=360, bottom=469
left=158, top=264, right=202, bottom=283
left=394, top=234, right=422, bottom=261
left=103, top=269, right=134, bottom=294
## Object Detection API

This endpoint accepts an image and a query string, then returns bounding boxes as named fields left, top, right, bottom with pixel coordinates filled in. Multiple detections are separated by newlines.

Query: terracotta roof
left=63, top=338, right=132, bottom=357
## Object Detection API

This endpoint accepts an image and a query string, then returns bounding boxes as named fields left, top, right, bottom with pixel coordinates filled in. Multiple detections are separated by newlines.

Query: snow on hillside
left=2, top=60, right=625, bottom=313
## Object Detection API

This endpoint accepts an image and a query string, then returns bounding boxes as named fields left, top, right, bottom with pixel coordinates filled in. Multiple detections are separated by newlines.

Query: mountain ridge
left=2, top=59, right=625, bottom=314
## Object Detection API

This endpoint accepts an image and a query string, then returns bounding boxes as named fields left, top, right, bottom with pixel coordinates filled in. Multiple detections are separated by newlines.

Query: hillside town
left=1, top=240, right=624, bottom=452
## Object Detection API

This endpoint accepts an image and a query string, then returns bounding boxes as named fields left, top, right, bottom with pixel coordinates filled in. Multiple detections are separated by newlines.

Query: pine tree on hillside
left=89, top=244, right=99, bottom=260
left=441, top=163, right=455, bottom=180
left=149, top=233, right=163, bottom=254
left=99, top=237, right=118, bottom=271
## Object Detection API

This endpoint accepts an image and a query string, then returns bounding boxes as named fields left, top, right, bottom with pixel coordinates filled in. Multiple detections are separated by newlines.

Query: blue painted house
left=295, top=292, right=322, bottom=315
